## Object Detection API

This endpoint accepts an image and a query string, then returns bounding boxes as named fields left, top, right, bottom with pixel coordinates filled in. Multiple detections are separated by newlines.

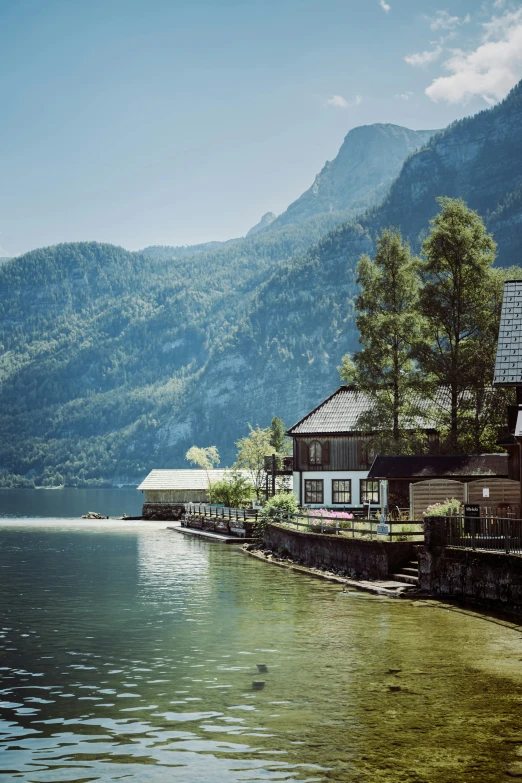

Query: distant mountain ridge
left=140, top=238, right=240, bottom=261
left=273, top=124, right=438, bottom=228
left=138, top=123, right=438, bottom=259
left=246, top=212, right=277, bottom=236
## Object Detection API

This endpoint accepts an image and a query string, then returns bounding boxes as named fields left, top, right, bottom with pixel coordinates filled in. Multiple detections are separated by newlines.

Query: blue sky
left=1, top=0, right=521, bottom=256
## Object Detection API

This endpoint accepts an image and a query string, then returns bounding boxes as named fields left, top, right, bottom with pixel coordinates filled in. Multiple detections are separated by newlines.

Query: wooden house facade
left=287, top=385, right=439, bottom=509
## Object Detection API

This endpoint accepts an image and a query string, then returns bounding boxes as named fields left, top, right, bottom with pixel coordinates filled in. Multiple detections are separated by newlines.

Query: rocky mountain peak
left=246, top=212, right=277, bottom=237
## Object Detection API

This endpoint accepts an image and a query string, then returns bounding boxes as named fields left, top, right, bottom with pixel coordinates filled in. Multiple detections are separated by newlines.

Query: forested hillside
left=2, top=87, right=522, bottom=486
left=0, top=122, right=428, bottom=486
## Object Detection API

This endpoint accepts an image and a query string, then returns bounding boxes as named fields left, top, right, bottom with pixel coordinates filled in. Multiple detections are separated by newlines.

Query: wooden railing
left=276, top=512, right=424, bottom=542
left=186, top=503, right=258, bottom=521
left=183, top=504, right=424, bottom=542
left=439, top=515, right=522, bottom=554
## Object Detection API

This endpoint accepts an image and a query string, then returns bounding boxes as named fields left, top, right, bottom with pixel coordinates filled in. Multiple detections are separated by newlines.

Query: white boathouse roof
left=138, top=469, right=252, bottom=491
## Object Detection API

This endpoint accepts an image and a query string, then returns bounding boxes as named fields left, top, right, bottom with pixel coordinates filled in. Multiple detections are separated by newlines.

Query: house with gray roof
left=286, top=385, right=438, bottom=509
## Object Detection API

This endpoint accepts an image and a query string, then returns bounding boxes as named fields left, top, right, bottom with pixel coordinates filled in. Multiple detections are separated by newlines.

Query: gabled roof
left=494, top=279, right=522, bottom=387
left=287, top=386, right=370, bottom=435
left=287, top=385, right=442, bottom=436
left=367, top=454, right=508, bottom=480
left=138, top=469, right=252, bottom=491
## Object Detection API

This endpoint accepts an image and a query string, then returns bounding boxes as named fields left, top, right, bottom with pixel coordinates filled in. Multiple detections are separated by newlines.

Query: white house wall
left=293, top=470, right=374, bottom=507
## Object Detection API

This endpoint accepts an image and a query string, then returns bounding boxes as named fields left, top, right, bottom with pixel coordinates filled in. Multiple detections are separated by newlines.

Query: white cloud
left=404, top=45, right=443, bottom=66
left=425, top=8, right=522, bottom=104
left=493, top=0, right=504, bottom=7
left=379, top=0, right=391, bottom=12
left=326, top=95, right=348, bottom=108
left=326, top=94, right=362, bottom=108
left=428, top=11, right=471, bottom=31
left=395, top=91, right=414, bottom=100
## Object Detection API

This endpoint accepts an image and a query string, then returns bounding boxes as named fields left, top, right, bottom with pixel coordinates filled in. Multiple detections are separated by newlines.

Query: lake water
left=2, top=502, right=522, bottom=780
left=0, top=487, right=143, bottom=518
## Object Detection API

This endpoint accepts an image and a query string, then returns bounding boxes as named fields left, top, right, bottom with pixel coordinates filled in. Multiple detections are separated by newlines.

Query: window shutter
left=322, top=440, right=330, bottom=465
left=299, top=440, right=308, bottom=468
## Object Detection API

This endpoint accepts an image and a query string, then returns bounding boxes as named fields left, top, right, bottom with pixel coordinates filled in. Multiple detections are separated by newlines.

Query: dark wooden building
left=287, top=385, right=437, bottom=509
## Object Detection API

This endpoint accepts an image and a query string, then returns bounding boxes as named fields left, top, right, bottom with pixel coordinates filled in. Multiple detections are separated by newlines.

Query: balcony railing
left=263, top=455, right=293, bottom=474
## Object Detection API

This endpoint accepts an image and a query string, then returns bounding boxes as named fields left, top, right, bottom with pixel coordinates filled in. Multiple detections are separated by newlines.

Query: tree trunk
left=393, top=337, right=399, bottom=445
left=451, top=385, right=458, bottom=452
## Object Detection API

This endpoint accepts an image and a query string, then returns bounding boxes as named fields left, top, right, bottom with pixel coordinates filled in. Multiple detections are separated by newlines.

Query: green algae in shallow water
left=1, top=520, right=522, bottom=782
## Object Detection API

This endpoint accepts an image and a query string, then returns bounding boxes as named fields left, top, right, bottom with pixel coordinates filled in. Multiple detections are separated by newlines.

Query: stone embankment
left=263, top=522, right=416, bottom=580
left=244, top=544, right=419, bottom=598
left=419, top=517, right=522, bottom=614
left=245, top=523, right=421, bottom=597
left=142, top=503, right=185, bottom=521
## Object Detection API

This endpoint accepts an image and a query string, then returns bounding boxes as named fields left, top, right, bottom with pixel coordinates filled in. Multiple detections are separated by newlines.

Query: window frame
left=332, top=479, right=352, bottom=505
left=309, top=440, right=322, bottom=466
left=360, top=479, right=380, bottom=505
left=304, top=479, right=324, bottom=504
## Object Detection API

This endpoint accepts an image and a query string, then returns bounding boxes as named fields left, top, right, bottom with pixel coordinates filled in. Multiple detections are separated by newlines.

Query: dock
left=167, top=523, right=255, bottom=544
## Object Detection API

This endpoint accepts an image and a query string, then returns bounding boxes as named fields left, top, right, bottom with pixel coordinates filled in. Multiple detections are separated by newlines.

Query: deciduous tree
left=185, top=445, right=220, bottom=499
left=234, top=426, right=274, bottom=501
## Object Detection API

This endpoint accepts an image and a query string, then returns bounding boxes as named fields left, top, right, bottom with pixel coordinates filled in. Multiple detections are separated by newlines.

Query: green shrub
left=254, top=492, right=299, bottom=539
left=209, top=470, right=253, bottom=508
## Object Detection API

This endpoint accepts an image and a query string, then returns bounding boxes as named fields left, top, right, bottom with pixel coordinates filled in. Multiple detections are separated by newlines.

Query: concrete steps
left=391, top=560, right=419, bottom=587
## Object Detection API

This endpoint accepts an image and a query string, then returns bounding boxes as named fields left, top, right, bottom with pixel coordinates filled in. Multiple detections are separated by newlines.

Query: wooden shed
left=138, top=469, right=253, bottom=519
left=367, top=454, right=517, bottom=519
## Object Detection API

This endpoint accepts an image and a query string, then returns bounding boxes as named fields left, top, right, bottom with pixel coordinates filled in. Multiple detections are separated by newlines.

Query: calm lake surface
left=2, top=499, right=522, bottom=781
left=0, top=488, right=143, bottom=519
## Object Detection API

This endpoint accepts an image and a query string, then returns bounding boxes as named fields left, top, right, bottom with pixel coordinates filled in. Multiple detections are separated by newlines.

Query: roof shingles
left=287, top=387, right=371, bottom=435
left=368, top=454, right=508, bottom=480
left=138, top=469, right=251, bottom=491
left=494, top=280, right=522, bottom=387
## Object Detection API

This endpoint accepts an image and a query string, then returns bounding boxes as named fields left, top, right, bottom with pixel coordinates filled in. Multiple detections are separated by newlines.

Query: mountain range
left=1, top=81, right=522, bottom=486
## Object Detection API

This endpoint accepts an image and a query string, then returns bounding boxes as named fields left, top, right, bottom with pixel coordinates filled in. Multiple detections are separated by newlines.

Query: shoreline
left=241, top=544, right=424, bottom=599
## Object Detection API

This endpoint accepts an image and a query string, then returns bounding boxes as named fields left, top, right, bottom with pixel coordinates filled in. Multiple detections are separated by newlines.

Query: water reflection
left=1, top=523, right=522, bottom=782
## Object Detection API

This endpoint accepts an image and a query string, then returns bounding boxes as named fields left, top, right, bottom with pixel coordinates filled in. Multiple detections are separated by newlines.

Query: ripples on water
left=2, top=521, right=522, bottom=782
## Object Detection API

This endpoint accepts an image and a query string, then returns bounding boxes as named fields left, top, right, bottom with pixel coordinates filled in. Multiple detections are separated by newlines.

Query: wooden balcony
left=264, top=455, right=293, bottom=475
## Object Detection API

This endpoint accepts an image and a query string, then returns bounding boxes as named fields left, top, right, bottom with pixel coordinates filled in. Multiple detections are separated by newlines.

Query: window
left=309, top=440, right=322, bottom=465
left=332, top=479, right=351, bottom=504
left=360, top=479, right=380, bottom=505
left=305, top=479, right=324, bottom=504
left=361, top=440, right=377, bottom=468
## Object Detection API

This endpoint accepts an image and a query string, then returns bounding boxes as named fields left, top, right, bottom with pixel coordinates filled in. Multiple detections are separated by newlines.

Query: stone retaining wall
left=263, top=523, right=415, bottom=580
left=142, top=503, right=185, bottom=521
left=419, top=517, right=522, bottom=613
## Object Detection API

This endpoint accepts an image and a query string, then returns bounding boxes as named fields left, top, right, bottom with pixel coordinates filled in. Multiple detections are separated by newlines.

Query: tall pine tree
left=414, top=198, right=497, bottom=452
left=339, top=229, right=424, bottom=452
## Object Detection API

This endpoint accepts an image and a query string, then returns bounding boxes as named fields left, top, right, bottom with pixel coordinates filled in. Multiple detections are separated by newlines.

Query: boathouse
left=138, top=469, right=253, bottom=519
